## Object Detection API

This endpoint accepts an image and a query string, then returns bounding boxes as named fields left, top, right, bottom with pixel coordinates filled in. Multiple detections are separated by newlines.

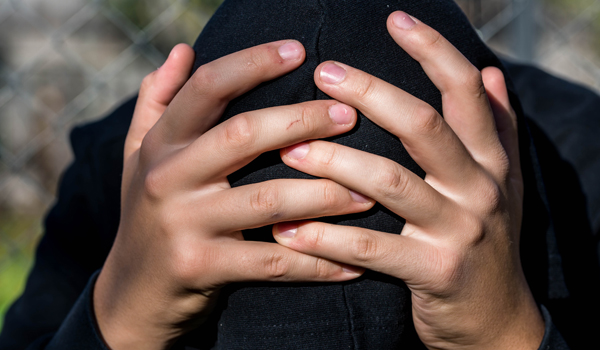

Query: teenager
left=3, top=1, right=598, bottom=349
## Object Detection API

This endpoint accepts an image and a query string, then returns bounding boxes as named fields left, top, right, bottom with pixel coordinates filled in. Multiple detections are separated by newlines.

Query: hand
left=273, top=12, right=544, bottom=349
left=93, top=41, right=371, bottom=350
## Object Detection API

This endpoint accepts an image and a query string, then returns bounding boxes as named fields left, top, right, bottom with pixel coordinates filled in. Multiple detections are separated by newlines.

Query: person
left=1, top=0, right=599, bottom=349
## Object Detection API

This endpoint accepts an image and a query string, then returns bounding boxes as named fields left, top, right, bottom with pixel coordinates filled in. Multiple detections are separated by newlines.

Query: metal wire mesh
left=1, top=0, right=599, bottom=330
left=0, top=0, right=218, bottom=329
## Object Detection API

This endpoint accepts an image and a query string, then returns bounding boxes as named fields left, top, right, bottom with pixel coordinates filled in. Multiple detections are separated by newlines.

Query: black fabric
left=505, top=62, right=600, bottom=234
left=504, top=61, right=600, bottom=350
left=538, top=306, right=569, bottom=350
left=1, top=0, right=598, bottom=349
left=187, top=1, right=543, bottom=349
left=39, top=272, right=108, bottom=350
left=4, top=269, right=569, bottom=350
left=0, top=96, right=132, bottom=350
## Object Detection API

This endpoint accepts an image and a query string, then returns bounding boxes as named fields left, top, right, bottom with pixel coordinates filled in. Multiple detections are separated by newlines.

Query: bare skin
left=274, top=12, right=544, bottom=350
left=94, top=41, right=370, bottom=350
left=94, top=11, right=544, bottom=350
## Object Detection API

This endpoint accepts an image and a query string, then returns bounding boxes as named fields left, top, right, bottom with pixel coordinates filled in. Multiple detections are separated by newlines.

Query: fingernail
left=329, top=104, right=353, bottom=125
left=285, top=143, right=310, bottom=160
left=349, top=190, right=371, bottom=203
left=342, top=265, right=364, bottom=275
left=320, top=63, right=347, bottom=84
left=392, top=11, right=416, bottom=30
left=277, top=222, right=298, bottom=238
left=278, top=41, right=303, bottom=61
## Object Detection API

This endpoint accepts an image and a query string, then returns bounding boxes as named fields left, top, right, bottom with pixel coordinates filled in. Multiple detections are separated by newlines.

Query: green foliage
left=0, top=0, right=227, bottom=335
left=0, top=213, right=41, bottom=332
left=0, top=255, right=33, bottom=331
left=108, top=0, right=224, bottom=29
left=190, top=0, right=225, bottom=12
left=108, top=0, right=155, bottom=28
left=542, top=0, right=596, bottom=16
left=542, top=0, right=600, bottom=59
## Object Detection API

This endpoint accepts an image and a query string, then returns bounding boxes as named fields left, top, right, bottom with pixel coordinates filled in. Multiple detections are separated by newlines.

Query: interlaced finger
left=273, top=221, right=427, bottom=283
left=315, top=61, right=481, bottom=190
left=125, top=44, right=194, bottom=163
left=213, top=240, right=364, bottom=284
left=200, top=179, right=374, bottom=233
left=171, top=101, right=356, bottom=186
left=281, top=140, right=455, bottom=229
left=148, top=40, right=306, bottom=148
left=386, top=12, right=506, bottom=169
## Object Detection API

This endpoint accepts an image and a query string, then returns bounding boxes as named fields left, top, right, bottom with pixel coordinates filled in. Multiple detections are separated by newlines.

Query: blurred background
left=0, top=0, right=598, bottom=331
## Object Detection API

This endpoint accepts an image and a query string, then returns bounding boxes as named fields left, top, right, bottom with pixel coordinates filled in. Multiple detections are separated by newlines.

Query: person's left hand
left=273, top=11, right=544, bottom=350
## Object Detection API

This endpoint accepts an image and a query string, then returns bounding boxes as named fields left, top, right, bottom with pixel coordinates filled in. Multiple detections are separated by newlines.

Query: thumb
left=125, top=44, right=195, bottom=163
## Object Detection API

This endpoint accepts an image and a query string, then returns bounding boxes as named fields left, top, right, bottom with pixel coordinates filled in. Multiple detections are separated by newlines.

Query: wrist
left=415, top=278, right=544, bottom=350
left=93, top=265, right=174, bottom=350
left=461, top=291, right=544, bottom=350
left=475, top=277, right=545, bottom=350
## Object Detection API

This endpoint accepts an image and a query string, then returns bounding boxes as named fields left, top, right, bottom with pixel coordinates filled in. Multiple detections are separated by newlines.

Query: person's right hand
left=93, top=41, right=372, bottom=350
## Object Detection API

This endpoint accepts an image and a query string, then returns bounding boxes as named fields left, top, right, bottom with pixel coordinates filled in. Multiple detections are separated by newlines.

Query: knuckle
left=314, top=258, right=332, bottom=279
left=143, top=166, right=169, bottom=199
left=461, top=212, right=486, bottom=245
left=434, top=250, right=465, bottom=291
left=263, top=253, right=290, bottom=279
left=463, top=67, right=485, bottom=97
left=318, top=180, right=339, bottom=210
left=353, top=75, right=378, bottom=102
left=304, top=223, right=326, bottom=251
left=245, top=47, right=268, bottom=71
left=223, top=114, right=255, bottom=150
left=172, top=244, right=209, bottom=285
left=189, top=65, right=221, bottom=97
left=374, top=163, right=409, bottom=199
left=139, top=72, right=156, bottom=93
left=478, top=178, right=504, bottom=216
left=250, top=183, right=282, bottom=219
left=317, top=145, right=341, bottom=169
left=349, top=231, right=378, bottom=263
left=298, top=104, right=319, bottom=135
left=412, top=104, right=443, bottom=136
left=419, top=29, right=444, bottom=50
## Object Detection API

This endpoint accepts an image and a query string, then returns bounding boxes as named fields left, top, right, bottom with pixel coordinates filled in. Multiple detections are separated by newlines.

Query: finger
left=314, top=61, right=480, bottom=187
left=174, top=101, right=356, bottom=184
left=125, top=44, right=194, bottom=162
left=386, top=12, right=503, bottom=164
left=213, top=240, right=364, bottom=284
left=202, top=179, right=374, bottom=233
left=281, top=141, right=454, bottom=228
left=481, top=67, right=520, bottom=181
left=149, top=40, right=306, bottom=146
left=273, top=221, right=425, bottom=282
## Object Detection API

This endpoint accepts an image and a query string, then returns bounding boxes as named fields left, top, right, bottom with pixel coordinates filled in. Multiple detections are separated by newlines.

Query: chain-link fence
left=0, top=0, right=221, bottom=330
left=1, top=0, right=599, bottom=331
left=457, top=0, right=600, bottom=91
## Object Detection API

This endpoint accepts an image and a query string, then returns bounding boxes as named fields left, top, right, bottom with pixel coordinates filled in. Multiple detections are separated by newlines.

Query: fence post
left=511, top=0, right=537, bottom=62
